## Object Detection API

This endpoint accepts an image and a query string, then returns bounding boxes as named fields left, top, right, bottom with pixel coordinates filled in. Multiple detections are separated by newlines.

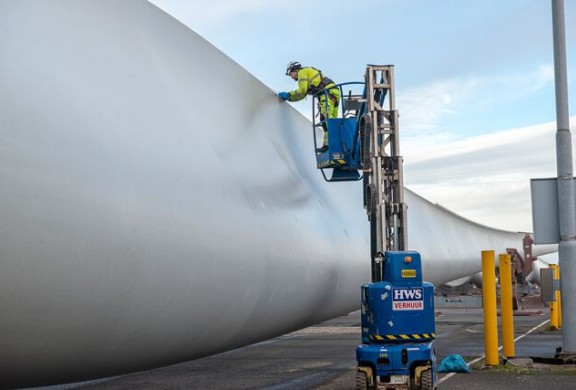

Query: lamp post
left=551, top=0, right=576, bottom=356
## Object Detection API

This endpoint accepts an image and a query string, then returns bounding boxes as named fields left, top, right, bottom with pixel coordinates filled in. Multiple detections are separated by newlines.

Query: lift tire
left=355, top=369, right=369, bottom=390
left=365, top=183, right=377, bottom=216
left=420, top=368, right=433, bottom=390
left=360, top=114, right=371, bottom=170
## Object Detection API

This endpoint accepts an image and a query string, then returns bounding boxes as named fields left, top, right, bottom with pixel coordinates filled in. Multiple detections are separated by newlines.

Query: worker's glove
left=278, top=92, right=289, bottom=101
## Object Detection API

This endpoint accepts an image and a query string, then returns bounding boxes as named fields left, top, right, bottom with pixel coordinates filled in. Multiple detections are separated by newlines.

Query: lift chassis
left=355, top=66, right=437, bottom=390
left=312, top=66, right=438, bottom=389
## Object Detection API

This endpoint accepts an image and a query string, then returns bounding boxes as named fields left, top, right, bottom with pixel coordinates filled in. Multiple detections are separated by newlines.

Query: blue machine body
left=360, top=251, right=435, bottom=344
left=313, top=82, right=365, bottom=182
left=356, top=251, right=437, bottom=387
left=315, top=117, right=362, bottom=172
left=356, top=342, right=436, bottom=377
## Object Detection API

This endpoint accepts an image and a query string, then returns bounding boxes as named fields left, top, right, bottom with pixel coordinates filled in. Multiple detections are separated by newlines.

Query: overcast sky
left=149, top=0, right=575, bottom=232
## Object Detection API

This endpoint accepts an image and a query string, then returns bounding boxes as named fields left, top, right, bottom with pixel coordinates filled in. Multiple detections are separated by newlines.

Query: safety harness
left=307, top=67, right=336, bottom=96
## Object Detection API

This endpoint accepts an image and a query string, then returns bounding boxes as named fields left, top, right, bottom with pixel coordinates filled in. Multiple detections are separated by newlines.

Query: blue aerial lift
left=313, top=65, right=437, bottom=390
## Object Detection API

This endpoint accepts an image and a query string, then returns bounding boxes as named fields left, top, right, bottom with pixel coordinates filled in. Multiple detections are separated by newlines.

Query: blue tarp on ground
left=438, top=354, right=472, bottom=373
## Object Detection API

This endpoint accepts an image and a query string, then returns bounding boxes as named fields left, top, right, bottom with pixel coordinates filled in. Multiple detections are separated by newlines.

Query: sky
left=149, top=0, right=576, bottom=233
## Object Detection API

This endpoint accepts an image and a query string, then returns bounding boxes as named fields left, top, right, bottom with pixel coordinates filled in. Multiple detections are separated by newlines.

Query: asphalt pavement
left=37, top=303, right=576, bottom=389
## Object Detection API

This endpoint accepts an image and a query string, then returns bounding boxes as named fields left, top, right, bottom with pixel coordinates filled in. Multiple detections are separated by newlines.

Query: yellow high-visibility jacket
left=288, top=67, right=337, bottom=102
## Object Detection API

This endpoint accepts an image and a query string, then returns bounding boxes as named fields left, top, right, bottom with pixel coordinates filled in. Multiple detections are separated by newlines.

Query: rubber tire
left=420, top=368, right=433, bottom=390
left=360, top=114, right=371, bottom=170
left=356, top=370, right=368, bottom=390
left=365, top=183, right=377, bottom=216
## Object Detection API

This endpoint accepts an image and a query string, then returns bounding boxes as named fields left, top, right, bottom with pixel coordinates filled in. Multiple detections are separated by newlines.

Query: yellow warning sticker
left=401, top=269, right=417, bottom=278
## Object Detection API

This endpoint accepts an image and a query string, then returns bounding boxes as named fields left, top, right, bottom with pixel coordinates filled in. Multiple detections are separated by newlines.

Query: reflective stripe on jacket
left=288, top=67, right=335, bottom=102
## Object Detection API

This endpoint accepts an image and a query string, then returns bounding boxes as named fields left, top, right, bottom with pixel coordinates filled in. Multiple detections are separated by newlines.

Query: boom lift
left=313, top=65, right=438, bottom=390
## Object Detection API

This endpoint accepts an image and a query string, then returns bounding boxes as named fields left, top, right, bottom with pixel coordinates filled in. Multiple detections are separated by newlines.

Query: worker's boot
left=315, top=145, right=328, bottom=153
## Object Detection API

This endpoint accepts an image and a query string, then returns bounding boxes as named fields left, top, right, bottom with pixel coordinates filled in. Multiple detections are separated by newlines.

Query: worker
left=278, top=61, right=340, bottom=153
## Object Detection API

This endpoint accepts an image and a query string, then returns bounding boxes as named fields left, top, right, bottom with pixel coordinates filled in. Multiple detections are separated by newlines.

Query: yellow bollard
left=556, top=265, right=562, bottom=328
left=499, top=254, right=515, bottom=359
left=482, top=250, right=499, bottom=366
left=550, top=265, right=559, bottom=330
left=551, top=264, right=562, bottom=329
